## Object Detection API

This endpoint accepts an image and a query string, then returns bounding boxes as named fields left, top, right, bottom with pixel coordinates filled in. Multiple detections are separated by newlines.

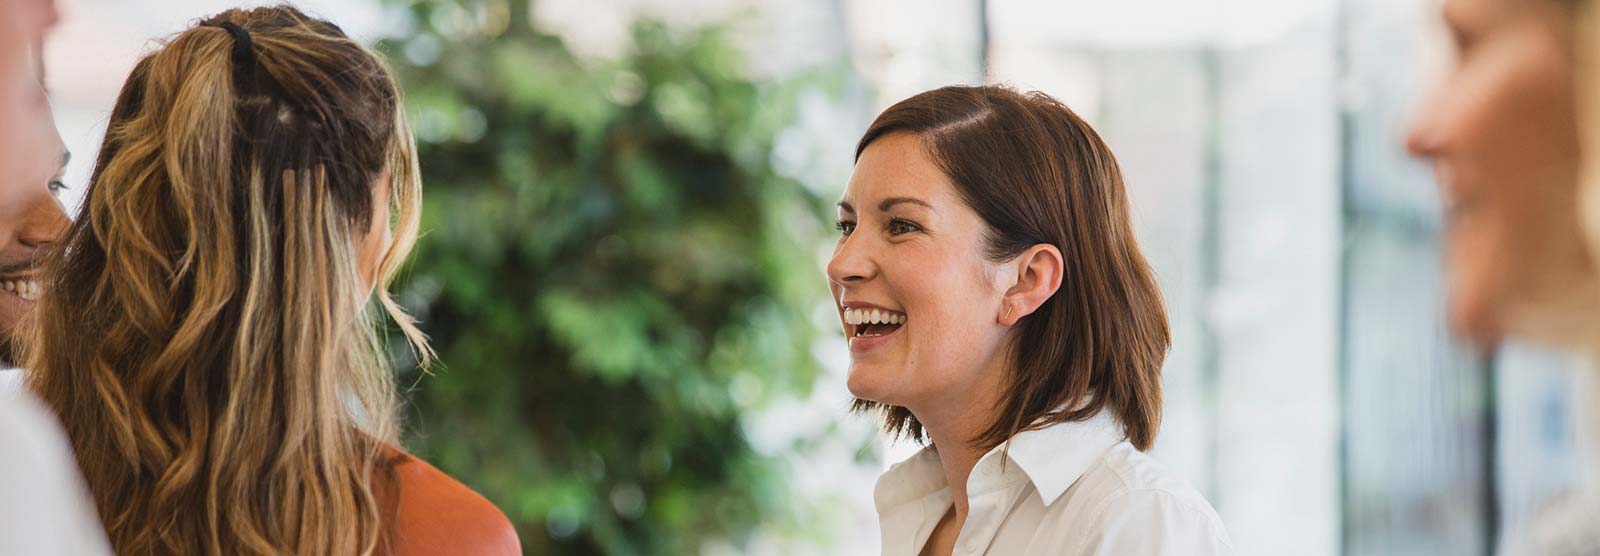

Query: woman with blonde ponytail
left=23, top=7, right=518, bottom=556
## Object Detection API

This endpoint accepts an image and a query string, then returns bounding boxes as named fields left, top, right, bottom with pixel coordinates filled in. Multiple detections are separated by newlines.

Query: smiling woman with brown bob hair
left=829, top=85, right=1229, bottom=555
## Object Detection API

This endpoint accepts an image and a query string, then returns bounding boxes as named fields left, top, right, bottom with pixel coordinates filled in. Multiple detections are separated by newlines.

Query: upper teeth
left=843, top=308, right=906, bottom=326
left=2, top=280, right=38, bottom=301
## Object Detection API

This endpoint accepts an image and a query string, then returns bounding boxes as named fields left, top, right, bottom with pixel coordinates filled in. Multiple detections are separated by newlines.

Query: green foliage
left=377, top=1, right=834, bottom=554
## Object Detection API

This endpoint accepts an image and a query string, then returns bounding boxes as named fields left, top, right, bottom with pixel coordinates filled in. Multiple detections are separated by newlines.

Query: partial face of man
left=0, top=0, right=60, bottom=252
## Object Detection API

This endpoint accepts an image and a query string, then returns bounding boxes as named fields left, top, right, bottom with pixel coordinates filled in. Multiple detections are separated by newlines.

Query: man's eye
left=835, top=220, right=856, bottom=236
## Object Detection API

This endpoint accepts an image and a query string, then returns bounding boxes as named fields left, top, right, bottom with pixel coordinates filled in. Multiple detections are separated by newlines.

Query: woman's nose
left=1405, top=88, right=1449, bottom=159
left=826, top=234, right=874, bottom=286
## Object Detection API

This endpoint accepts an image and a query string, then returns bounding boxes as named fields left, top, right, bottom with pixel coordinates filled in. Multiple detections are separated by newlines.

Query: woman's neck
left=910, top=356, right=1011, bottom=520
left=923, top=417, right=986, bottom=519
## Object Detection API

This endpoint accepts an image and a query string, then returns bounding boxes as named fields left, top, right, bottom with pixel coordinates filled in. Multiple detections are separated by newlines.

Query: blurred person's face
left=828, top=133, right=1011, bottom=419
left=1405, top=0, right=1594, bottom=348
left=0, top=0, right=56, bottom=83
left=0, top=0, right=60, bottom=253
left=0, top=130, right=69, bottom=365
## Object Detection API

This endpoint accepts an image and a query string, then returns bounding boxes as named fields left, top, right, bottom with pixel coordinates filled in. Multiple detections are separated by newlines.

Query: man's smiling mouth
left=0, top=277, right=39, bottom=301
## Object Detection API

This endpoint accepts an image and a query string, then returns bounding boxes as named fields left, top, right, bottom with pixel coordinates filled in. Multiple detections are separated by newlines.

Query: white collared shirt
left=0, top=388, right=113, bottom=556
left=873, top=411, right=1232, bottom=556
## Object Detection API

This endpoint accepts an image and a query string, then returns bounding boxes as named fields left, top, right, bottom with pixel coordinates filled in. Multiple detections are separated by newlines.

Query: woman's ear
left=1000, top=244, right=1063, bottom=325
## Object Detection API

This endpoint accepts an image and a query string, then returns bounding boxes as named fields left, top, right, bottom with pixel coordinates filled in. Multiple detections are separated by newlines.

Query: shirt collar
left=999, top=409, right=1124, bottom=506
left=873, top=446, right=947, bottom=516
left=872, top=448, right=952, bottom=556
left=873, top=409, right=1126, bottom=513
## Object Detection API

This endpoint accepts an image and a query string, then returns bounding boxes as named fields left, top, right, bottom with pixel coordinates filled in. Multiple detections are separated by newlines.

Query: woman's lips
left=848, top=321, right=904, bottom=353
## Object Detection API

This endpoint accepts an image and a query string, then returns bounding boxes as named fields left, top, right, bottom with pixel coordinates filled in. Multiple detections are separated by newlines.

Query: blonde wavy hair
left=23, top=6, right=430, bottom=555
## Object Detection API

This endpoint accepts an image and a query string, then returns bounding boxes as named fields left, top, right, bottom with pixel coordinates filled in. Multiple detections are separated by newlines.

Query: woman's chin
left=845, top=363, right=903, bottom=406
left=1445, top=302, right=1499, bottom=352
left=1443, top=265, right=1507, bottom=352
left=845, top=374, right=872, bottom=402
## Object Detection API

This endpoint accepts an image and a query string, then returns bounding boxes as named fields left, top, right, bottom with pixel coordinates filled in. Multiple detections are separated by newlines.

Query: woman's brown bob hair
left=853, top=85, right=1169, bottom=451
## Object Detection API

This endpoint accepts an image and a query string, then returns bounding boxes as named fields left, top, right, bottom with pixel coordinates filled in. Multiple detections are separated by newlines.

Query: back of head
left=25, top=6, right=428, bottom=555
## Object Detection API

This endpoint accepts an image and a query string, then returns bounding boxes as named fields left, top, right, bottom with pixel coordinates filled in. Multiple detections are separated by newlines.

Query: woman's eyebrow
left=837, top=201, right=855, bottom=214
left=879, top=197, right=932, bottom=212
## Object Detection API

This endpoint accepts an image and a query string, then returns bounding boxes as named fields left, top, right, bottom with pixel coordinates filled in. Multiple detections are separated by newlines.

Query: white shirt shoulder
left=0, top=388, right=113, bottom=556
left=1050, top=442, right=1232, bottom=555
left=1505, top=490, right=1600, bottom=556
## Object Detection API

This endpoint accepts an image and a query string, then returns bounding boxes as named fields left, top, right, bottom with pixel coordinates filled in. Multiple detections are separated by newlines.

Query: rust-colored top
left=375, top=449, right=521, bottom=556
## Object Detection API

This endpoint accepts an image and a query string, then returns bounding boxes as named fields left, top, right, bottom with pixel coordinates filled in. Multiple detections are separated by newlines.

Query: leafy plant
left=377, top=1, right=835, bottom=553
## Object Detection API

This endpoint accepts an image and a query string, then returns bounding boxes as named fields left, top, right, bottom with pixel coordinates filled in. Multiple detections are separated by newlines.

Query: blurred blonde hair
left=1577, top=2, right=1600, bottom=317
left=24, top=6, right=430, bottom=555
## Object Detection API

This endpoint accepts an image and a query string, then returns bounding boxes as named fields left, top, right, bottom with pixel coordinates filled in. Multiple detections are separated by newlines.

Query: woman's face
left=828, top=133, right=1012, bottom=417
left=1405, top=0, right=1593, bottom=347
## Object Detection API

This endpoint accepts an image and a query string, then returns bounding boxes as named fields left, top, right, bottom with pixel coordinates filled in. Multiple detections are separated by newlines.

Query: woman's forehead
left=844, top=136, right=956, bottom=205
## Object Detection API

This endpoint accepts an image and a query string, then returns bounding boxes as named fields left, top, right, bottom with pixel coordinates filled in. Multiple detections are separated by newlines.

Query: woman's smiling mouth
left=841, top=304, right=907, bottom=352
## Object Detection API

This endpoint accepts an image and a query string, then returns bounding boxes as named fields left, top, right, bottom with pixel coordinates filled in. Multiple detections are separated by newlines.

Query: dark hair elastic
left=203, top=21, right=255, bottom=67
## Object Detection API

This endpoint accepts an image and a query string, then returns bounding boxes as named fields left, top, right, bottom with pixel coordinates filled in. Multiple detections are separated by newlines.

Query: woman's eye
left=887, top=218, right=921, bottom=235
left=835, top=220, right=856, bottom=236
left=1453, top=33, right=1474, bottom=57
left=47, top=180, right=67, bottom=193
